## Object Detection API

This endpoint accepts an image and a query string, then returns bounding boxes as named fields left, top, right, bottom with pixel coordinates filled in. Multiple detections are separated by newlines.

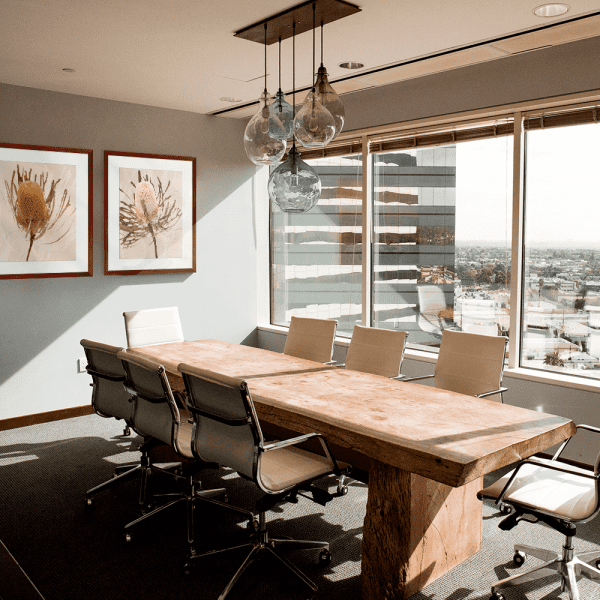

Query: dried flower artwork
left=1, top=162, right=76, bottom=262
left=119, top=168, right=183, bottom=259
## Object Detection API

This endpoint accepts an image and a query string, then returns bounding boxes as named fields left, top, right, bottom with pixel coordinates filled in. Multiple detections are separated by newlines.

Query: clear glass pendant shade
left=269, top=90, right=294, bottom=140
left=293, top=89, right=335, bottom=149
left=268, top=145, right=321, bottom=213
left=315, top=65, right=344, bottom=138
left=244, top=91, right=286, bottom=166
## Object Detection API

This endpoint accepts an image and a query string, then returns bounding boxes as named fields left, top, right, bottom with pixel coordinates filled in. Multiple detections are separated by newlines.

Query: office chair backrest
left=117, top=351, right=180, bottom=449
left=123, top=306, right=184, bottom=348
left=179, top=364, right=261, bottom=481
left=80, top=339, right=131, bottom=422
left=345, top=325, right=407, bottom=378
left=283, top=316, right=337, bottom=363
left=435, top=330, right=507, bottom=400
left=417, top=285, right=447, bottom=315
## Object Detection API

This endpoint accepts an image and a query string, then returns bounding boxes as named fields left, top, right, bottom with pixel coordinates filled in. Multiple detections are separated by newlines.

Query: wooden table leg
left=362, top=460, right=483, bottom=600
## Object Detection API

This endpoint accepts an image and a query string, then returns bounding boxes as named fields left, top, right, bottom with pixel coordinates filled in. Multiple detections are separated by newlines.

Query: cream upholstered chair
left=81, top=339, right=140, bottom=503
left=178, top=363, right=351, bottom=597
left=123, top=306, right=184, bottom=348
left=478, top=424, right=600, bottom=600
left=117, top=351, right=237, bottom=546
left=283, top=316, right=337, bottom=363
left=416, top=284, right=458, bottom=338
left=402, top=329, right=508, bottom=402
left=344, top=325, right=407, bottom=379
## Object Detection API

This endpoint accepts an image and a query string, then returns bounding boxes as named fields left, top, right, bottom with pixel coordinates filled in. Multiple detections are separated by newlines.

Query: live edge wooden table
left=126, top=340, right=575, bottom=600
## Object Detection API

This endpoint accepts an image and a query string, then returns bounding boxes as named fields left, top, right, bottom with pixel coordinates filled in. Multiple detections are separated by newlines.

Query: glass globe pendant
left=315, top=23, right=345, bottom=138
left=269, top=39, right=294, bottom=140
left=294, top=89, right=335, bottom=148
left=244, top=91, right=286, bottom=165
left=268, top=144, right=321, bottom=212
left=243, top=23, right=286, bottom=166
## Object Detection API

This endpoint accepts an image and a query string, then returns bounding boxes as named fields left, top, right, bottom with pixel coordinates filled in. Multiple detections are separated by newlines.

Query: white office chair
left=123, top=306, right=184, bottom=348
left=416, top=284, right=458, bottom=338
left=402, top=329, right=508, bottom=402
left=178, top=363, right=351, bottom=597
left=343, top=325, right=407, bottom=379
left=478, top=424, right=600, bottom=600
left=283, top=316, right=337, bottom=364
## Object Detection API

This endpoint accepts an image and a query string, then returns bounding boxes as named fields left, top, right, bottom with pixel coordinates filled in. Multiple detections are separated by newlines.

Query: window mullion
left=362, top=134, right=372, bottom=326
left=508, top=112, right=525, bottom=369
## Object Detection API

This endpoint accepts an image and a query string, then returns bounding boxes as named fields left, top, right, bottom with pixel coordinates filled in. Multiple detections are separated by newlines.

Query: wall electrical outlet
left=78, top=358, right=88, bottom=373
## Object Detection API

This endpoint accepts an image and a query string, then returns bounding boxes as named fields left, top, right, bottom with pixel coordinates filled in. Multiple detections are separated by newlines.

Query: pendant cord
left=312, top=3, right=316, bottom=90
left=278, top=38, right=282, bottom=91
left=320, top=21, right=324, bottom=66
left=264, top=23, right=267, bottom=93
left=292, top=21, right=296, bottom=149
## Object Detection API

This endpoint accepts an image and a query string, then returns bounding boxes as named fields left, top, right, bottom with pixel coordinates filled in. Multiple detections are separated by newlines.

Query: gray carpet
left=0, top=415, right=599, bottom=600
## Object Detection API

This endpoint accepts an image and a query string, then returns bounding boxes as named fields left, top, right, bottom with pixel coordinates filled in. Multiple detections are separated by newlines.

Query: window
left=270, top=153, right=362, bottom=337
left=522, top=111, right=600, bottom=379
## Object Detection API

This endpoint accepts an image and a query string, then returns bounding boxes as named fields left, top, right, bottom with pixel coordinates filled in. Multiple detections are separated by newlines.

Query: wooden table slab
left=125, top=340, right=575, bottom=600
left=125, top=339, right=336, bottom=380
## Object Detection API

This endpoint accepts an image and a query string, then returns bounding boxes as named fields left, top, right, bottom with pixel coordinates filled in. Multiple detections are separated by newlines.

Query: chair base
left=185, top=511, right=330, bottom=600
left=491, top=543, right=600, bottom=600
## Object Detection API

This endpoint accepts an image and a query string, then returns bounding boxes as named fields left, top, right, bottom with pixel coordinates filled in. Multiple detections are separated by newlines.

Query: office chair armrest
left=552, top=423, right=600, bottom=460
left=496, top=455, right=599, bottom=505
left=391, top=374, right=406, bottom=380
left=324, top=360, right=338, bottom=365
left=262, top=433, right=350, bottom=476
left=400, top=374, right=435, bottom=383
left=476, top=387, right=508, bottom=399
left=332, top=363, right=345, bottom=368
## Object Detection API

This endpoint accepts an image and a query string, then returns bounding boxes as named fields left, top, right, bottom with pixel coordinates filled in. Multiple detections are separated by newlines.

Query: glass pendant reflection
left=268, top=145, right=321, bottom=213
left=293, top=89, right=335, bottom=149
left=315, top=65, right=344, bottom=138
left=244, top=91, right=286, bottom=165
left=269, top=90, right=294, bottom=140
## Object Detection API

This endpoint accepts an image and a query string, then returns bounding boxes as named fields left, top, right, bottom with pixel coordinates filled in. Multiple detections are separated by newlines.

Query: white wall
left=0, top=83, right=258, bottom=421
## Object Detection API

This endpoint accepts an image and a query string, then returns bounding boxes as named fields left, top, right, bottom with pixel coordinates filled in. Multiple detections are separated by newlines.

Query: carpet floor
left=1, top=414, right=599, bottom=600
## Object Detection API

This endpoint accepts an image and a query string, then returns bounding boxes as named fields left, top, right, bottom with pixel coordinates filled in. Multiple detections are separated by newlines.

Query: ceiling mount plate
left=234, top=0, right=361, bottom=45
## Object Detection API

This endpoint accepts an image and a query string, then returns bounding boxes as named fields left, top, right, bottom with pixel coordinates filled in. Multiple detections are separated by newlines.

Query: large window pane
left=372, top=137, right=512, bottom=349
left=270, top=154, right=362, bottom=336
left=522, top=123, right=600, bottom=379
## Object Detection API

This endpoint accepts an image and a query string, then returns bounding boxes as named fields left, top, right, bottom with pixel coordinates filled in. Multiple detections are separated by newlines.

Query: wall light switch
left=78, top=358, right=88, bottom=373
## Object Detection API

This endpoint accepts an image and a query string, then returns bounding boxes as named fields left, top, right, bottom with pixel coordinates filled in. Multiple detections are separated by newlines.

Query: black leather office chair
left=117, top=351, right=249, bottom=547
left=478, top=424, right=600, bottom=600
left=179, top=362, right=351, bottom=598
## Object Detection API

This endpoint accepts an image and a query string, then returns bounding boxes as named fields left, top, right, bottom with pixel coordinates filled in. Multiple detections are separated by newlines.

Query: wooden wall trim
left=0, top=405, right=94, bottom=431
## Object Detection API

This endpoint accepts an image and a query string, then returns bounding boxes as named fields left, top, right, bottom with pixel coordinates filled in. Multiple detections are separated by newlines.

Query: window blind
left=524, top=104, right=600, bottom=131
left=287, top=139, right=363, bottom=161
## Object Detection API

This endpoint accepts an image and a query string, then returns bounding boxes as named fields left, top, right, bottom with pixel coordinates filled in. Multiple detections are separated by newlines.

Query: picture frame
left=0, top=142, right=93, bottom=280
left=104, top=151, right=196, bottom=276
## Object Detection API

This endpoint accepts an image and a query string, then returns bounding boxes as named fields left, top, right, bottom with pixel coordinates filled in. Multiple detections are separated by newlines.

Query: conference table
left=126, top=339, right=575, bottom=600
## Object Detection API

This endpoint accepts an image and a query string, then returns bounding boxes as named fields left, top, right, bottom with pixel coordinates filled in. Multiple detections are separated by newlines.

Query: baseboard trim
left=0, top=405, right=94, bottom=431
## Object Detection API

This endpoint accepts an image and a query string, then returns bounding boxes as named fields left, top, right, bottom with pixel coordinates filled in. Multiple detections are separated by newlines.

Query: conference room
left=3, top=2, right=600, bottom=600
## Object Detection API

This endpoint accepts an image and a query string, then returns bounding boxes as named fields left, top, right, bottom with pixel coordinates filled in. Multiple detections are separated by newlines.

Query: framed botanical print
left=0, top=143, right=93, bottom=279
left=104, top=151, right=196, bottom=275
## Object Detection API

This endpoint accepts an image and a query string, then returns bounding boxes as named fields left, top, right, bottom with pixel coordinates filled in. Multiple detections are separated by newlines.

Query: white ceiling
left=1, top=0, right=600, bottom=118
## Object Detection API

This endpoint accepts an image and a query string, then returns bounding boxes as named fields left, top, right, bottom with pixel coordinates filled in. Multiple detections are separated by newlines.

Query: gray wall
left=259, top=38, right=600, bottom=465
left=0, top=83, right=257, bottom=421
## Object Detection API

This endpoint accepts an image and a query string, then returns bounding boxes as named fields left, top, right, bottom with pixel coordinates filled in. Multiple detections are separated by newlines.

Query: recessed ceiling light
left=62, top=68, right=76, bottom=73
left=533, top=3, right=569, bottom=17
left=339, top=61, right=364, bottom=70
left=220, top=96, right=242, bottom=102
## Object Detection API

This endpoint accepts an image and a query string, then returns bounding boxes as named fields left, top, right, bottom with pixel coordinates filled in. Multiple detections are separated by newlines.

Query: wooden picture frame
left=104, top=151, right=196, bottom=276
left=0, top=142, right=93, bottom=280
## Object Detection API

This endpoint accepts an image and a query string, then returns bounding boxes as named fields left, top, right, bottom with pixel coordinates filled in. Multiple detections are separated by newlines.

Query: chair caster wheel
left=596, top=559, right=600, bottom=570
left=318, top=549, right=332, bottom=566
left=223, top=494, right=229, bottom=503
left=125, top=532, right=132, bottom=542
left=123, top=426, right=131, bottom=436
left=337, top=485, right=348, bottom=496
left=490, top=593, right=505, bottom=600
left=500, top=503, right=512, bottom=515
left=85, top=497, right=93, bottom=507
left=247, top=519, right=259, bottom=533
left=513, top=551, right=525, bottom=567
left=183, top=565, right=192, bottom=576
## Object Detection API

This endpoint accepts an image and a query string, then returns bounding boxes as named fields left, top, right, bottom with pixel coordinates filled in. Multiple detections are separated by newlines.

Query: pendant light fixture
left=269, top=21, right=321, bottom=213
left=269, top=38, right=294, bottom=140
left=244, top=24, right=286, bottom=166
left=315, top=21, right=344, bottom=138
left=293, top=3, right=335, bottom=149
